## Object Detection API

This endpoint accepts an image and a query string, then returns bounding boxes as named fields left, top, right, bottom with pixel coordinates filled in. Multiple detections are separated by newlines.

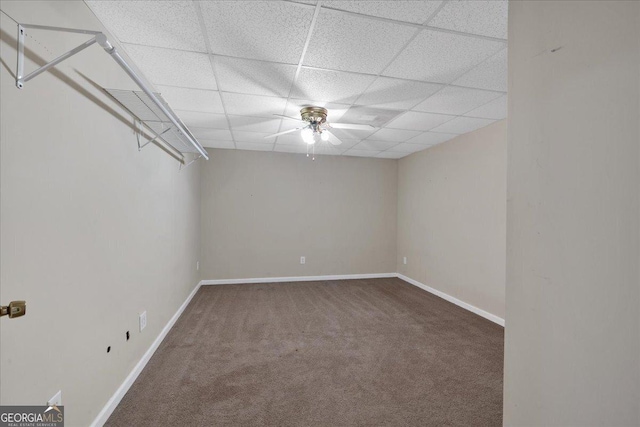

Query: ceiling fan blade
left=264, top=128, right=302, bottom=139
left=273, top=114, right=303, bottom=122
left=328, top=122, right=377, bottom=130
left=325, top=130, right=343, bottom=146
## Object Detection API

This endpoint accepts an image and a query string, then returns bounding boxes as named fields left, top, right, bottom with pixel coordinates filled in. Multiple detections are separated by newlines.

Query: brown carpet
left=106, top=278, right=503, bottom=426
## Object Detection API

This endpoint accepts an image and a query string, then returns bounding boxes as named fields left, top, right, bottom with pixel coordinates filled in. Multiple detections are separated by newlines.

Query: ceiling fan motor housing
left=300, top=106, right=328, bottom=124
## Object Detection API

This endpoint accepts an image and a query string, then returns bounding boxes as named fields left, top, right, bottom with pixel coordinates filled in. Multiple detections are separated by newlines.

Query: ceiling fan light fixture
left=301, top=127, right=315, bottom=144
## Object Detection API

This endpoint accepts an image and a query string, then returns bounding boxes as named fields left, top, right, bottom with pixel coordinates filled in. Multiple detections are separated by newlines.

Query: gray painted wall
left=504, top=1, right=640, bottom=425
left=0, top=2, right=201, bottom=426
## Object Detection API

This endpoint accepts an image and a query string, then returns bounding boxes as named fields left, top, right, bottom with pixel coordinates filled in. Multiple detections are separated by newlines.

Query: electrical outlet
left=139, top=311, right=147, bottom=332
left=196, top=261, right=199, bottom=271
left=47, top=390, right=62, bottom=407
left=300, top=256, right=305, bottom=265
left=403, top=257, right=407, bottom=265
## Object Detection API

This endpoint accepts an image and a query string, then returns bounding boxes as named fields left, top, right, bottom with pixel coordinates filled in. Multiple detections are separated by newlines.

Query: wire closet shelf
left=14, top=23, right=209, bottom=161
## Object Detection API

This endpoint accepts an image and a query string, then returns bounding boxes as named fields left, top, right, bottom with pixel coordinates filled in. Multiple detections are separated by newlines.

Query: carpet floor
left=106, top=278, right=504, bottom=426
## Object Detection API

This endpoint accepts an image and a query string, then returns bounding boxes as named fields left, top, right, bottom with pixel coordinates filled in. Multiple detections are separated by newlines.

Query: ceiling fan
left=264, top=106, right=377, bottom=146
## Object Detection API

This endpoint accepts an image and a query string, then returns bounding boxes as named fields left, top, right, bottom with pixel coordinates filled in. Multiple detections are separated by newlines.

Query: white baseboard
left=90, top=281, right=202, bottom=427
left=200, top=273, right=396, bottom=285
left=396, top=274, right=505, bottom=326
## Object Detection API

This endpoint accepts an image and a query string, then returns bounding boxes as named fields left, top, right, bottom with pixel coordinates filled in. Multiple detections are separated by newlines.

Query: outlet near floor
left=300, top=256, right=306, bottom=264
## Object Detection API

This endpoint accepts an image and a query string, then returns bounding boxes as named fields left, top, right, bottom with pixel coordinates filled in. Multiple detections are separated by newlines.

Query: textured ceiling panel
left=174, top=111, right=228, bottom=129
left=91, top=0, right=508, bottom=159
left=233, top=131, right=277, bottom=143
left=199, top=140, right=235, bottom=149
left=213, top=56, right=297, bottom=98
left=406, top=132, right=458, bottom=146
left=385, top=111, right=455, bottom=131
left=413, top=86, right=502, bottom=115
left=367, top=128, right=422, bottom=142
left=199, top=1, right=315, bottom=64
left=464, top=94, right=507, bottom=119
left=329, top=128, right=377, bottom=141
left=339, top=106, right=404, bottom=128
left=291, top=68, right=376, bottom=103
left=228, top=116, right=282, bottom=133
left=376, top=151, right=409, bottom=159
left=190, top=128, right=233, bottom=141
left=222, top=93, right=288, bottom=118
left=321, top=1, right=443, bottom=24
left=235, top=142, right=274, bottom=151
left=303, top=9, right=416, bottom=74
left=356, top=77, right=444, bottom=110
left=157, top=86, right=224, bottom=114
left=383, top=30, right=504, bottom=83
left=388, top=143, right=431, bottom=153
left=429, top=0, right=508, bottom=39
left=87, top=1, right=206, bottom=51
left=122, top=44, right=216, bottom=89
left=353, top=140, right=399, bottom=151
left=430, top=116, right=495, bottom=134
left=453, top=49, right=507, bottom=92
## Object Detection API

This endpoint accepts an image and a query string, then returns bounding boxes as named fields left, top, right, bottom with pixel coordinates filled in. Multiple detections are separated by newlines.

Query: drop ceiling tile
left=429, top=0, right=508, bottom=39
left=376, top=151, right=409, bottom=159
left=388, top=143, right=430, bottom=153
left=339, top=106, right=404, bottom=128
left=157, top=86, right=224, bottom=114
left=464, top=94, right=507, bottom=119
left=406, top=131, right=457, bottom=146
left=122, top=44, right=216, bottom=89
left=356, top=77, right=444, bottom=110
left=323, top=138, right=361, bottom=150
left=292, top=68, right=376, bottom=103
left=199, top=140, right=235, bottom=149
left=175, top=111, right=228, bottom=129
left=453, top=49, right=507, bottom=92
left=367, top=128, right=422, bottom=142
left=190, top=128, right=233, bottom=141
left=214, top=56, right=296, bottom=97
left=228, top=116, right=282, bottom=133
left=222, top=93, right=288, bottom=118
left=430, top=116, right=495, bottom=134
left=199, top=1, right=315, bottom=64
left=413, top=86, right=502, bottom=115
left=303, top=9, right=416, bottom=74
left=353, top=140, right=399, bottom=151
left=233, top=131, right=275, bottom=143
left=385, top=111, right=455, bottom=131
left=87, top=1, right=206, bottom=51
left=343, top=149, right=381, bottom=157
left=383, top=30, right=504, bottom=83
left=235, top=142, right=274, bottom=151
left=329, top=128, right=376, bottom=140
left=322, top=1, right=443, bottom=24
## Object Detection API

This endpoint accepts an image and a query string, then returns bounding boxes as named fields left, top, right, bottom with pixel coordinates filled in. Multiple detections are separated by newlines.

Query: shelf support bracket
left=180, top=154, right=202, bottom=172
left=136, top=121, right=172, bottom=151
left=16, top=24, right=101, bottom=89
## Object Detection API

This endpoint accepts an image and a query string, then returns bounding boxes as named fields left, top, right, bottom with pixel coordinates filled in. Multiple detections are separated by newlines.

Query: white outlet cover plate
left=139, top=311, right=147, bottom=332
left=300, top=256, right=305, bottom=264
